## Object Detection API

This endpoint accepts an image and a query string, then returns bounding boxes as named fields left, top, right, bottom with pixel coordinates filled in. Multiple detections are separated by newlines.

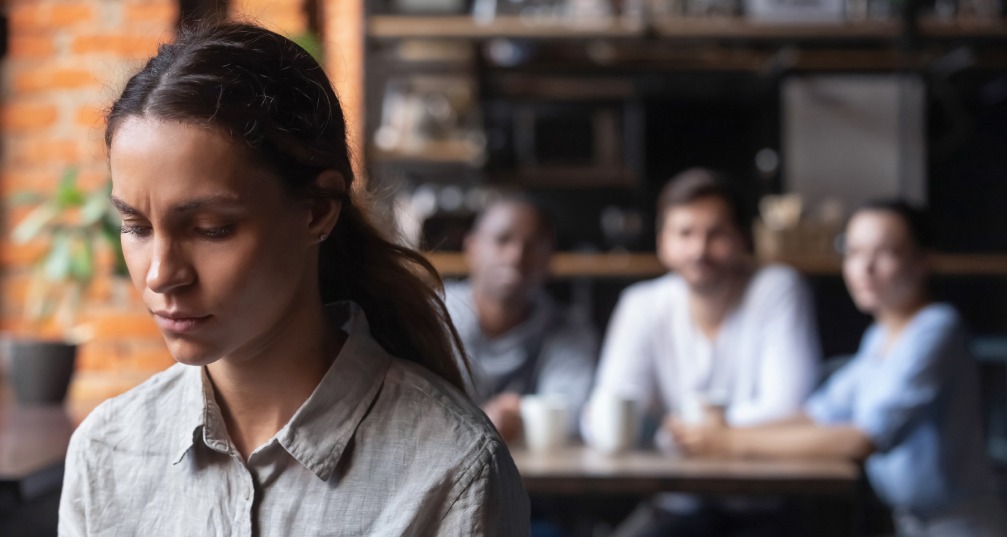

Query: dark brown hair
left=657, top=167, right=752, bottom=249
left=105, top=22, right=468, bottom=391
left=849, top=198, right=931, bottom=251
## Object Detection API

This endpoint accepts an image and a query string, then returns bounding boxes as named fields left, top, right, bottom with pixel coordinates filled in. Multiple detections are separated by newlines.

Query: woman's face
left=110, top=117, right=319, bottom=366
left=842, top=209, right=926, bottom=315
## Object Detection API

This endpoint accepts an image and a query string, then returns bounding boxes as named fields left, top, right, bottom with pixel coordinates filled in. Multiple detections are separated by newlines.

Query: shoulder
left=914, top=303, right=964, bottom=333
left=751, top=264, right=805, bottom=293
left=70, top=364, right=192, bottom=455
left=371, top=358, right=507, bottom=457
left=443, top=280, right=476, bottom=326
left=745, top=264, right=809, bottom=306
left=904, top=303, right=969, bottom=357
left=442, top=279, right=470, bottom=303
left=617, top=273, right=680, bottom=307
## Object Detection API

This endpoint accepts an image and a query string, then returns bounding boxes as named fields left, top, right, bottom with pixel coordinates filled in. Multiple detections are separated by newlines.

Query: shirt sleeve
left=535, top=316, right=599, bottom=438
left=59, top=413, right=99, bottom=537
left=806, top=354, right=864, bottom=425
left=438, top=440, right=530, bottom=536
left=582, top=283, right=660, bottom=446
left=727, top=269, right=821, bottom=426
left=852, top=307, right=964, bottom=452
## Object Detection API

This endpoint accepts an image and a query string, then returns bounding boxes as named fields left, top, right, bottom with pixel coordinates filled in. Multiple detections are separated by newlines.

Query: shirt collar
left=171, top=301, right=393, bottom=481
left=275, top=302, right=392, bottom=480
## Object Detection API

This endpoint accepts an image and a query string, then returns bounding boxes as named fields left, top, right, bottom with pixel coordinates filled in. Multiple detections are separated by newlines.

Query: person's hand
left=483, top=393, right=523, bottom=443
left=666, top=413, right=734, bottom=458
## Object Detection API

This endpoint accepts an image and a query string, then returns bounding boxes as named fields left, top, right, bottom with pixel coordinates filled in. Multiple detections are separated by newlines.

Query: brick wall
left=0, top=0, right=364, bottom=402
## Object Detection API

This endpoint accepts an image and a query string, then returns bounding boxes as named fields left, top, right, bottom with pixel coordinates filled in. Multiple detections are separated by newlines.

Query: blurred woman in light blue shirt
left=671, top=200, right=1005, bottom=536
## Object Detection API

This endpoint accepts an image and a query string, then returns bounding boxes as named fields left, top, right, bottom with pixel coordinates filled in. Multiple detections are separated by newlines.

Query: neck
left=688, top=269, right=750, bottom=339
left=472, top=288, right=532, bottom=339
left=206, top=299, right=345, bottom=460
left=876, top=294, right=929, bottom=339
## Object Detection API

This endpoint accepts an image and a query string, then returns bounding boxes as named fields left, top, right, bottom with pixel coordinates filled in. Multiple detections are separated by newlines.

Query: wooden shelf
left=425, top=252, right=1007, bottom=279
left=369, top=15, right=645, bottom=40
left=372, top=144, right=485, bottom=166
left=919, top=18, right=1007, bottom=38
left=652, top=18, right=900, bottom=40
left=369, top=15, right=1007, bottom=42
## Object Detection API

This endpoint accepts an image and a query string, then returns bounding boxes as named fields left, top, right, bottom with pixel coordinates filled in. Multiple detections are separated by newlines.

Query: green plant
left=11, top=168, right=125, bottom=338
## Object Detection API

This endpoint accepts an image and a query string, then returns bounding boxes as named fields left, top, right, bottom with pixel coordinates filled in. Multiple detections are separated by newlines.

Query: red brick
left=14, top=67, right=98, bottom=93
left=51, top=2, right=95, bottom=26
left=72, top=34, right=163, bottom=58
left=0, top=103, right=59, bottom=131
left=6, top=138, right=80, bottom=165
left=125, top=2, right=178, bottom=25
left=77, top=340, right=123, bottom=371
left=0, top=240, right=47, bottom=266
left=0, top=171, right=63, bottom=197
left=91, top=312, right=161, bottom=340
left=9, top=3, right=94, bottom=32
left=75, top=105, right=106, bottom=128
left=124, top=345, right=175, bottom=371
left=8, top=36, right=56, bottom=59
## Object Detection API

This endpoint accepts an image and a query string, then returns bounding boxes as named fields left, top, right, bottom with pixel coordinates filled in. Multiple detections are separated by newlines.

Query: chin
left=851, top=297, right=880, bottom=315
left=164, top=338, right=223, bottom=368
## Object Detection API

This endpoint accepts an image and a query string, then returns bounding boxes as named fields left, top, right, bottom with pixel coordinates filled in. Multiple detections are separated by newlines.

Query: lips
left=152, top=311, right=212, bottom=333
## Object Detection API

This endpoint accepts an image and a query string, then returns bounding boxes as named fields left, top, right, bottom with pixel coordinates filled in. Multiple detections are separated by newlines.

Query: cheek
left=121, top=240, right=150, bottom=288
left=708, top=237, right=737, bottom=260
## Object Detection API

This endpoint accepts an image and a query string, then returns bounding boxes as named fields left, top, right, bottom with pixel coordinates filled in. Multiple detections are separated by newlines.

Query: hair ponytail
left=322, top=197, right=467, bottom=390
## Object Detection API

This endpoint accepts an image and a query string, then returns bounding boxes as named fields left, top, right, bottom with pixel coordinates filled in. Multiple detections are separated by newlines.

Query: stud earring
left=319, top=233, right=328, bottom=242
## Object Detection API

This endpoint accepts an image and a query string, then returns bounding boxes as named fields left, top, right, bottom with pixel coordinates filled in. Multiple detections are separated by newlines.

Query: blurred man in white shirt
left=586, top=169, right=821, bottom=537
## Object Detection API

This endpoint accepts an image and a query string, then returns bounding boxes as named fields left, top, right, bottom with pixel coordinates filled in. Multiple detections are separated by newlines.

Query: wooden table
left=512, top=446, right=864, bottom=536
left=512, top=445, right=861, bottom=497
left=0, top=392, right=76, bottom=504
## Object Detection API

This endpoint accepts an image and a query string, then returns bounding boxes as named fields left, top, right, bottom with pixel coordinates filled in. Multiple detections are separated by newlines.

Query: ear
left=655, top=224, right=674, bottom=270
left=307, top=170, right=345, bottom=241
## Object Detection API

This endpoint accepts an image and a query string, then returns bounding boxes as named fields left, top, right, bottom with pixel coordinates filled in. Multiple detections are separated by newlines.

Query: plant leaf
left=55, top=168, right=85, bottom=208
left=69, top=234, right=95, bottom=283
left=43, top=230, right=72, bottom=281
left=12, top=204, right=59, bottom=243
left=8, top=191, right=46, bottom=206
left=80, top=186, right=111, bottom=226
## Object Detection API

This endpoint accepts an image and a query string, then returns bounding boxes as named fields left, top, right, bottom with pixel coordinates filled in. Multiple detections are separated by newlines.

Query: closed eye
left=196, top=225, right=234, bottom=240
left=120, top=224, right=152, bottom=238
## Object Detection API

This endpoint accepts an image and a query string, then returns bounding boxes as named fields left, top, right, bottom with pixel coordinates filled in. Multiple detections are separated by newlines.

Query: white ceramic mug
left=677, top=390, right=729, bottom=425
left=590, top=392, right=638, bottom=454
left=520, top=395, right=569, bottom=453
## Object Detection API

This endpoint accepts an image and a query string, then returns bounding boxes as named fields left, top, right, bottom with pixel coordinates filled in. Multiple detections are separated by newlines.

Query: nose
left=685, top=232, right=711, bottom=260
left=146, top=236, right=195, bottom=294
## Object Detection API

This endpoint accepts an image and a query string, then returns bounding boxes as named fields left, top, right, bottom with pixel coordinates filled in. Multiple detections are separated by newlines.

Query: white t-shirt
left=585, top=264, right=821, bottom=446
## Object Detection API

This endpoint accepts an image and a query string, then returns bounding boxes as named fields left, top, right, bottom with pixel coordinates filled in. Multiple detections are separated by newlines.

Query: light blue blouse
left=807, top=303, right=999, bottom=519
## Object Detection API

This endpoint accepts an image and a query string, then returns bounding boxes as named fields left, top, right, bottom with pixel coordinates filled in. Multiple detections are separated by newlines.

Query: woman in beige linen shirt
left=58, top=22, right=529, bottom=536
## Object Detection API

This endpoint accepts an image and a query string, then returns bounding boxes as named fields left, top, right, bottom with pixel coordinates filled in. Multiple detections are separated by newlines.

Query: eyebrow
left=109, top=194, right=244, bottom=216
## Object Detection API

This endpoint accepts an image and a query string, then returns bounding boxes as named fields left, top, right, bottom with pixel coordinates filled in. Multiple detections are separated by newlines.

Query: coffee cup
left=520, top=395, right=569, bottom=453
left=590, top=392, right=638, bottom=454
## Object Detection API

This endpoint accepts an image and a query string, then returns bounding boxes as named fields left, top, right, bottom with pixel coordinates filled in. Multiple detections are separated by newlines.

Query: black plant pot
left=8, top=339, right=77, bottom=405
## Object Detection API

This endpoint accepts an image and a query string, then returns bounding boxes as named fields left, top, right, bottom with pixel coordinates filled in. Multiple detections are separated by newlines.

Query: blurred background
left=0, top=0, right=1005, bottom=534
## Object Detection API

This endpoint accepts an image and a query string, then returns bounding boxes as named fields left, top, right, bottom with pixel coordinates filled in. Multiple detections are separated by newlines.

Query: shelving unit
left=368, top=14, right=1007, bottom=42
left=425, top=252, right=1007, bottom=278
left=363, top=6, right=1007, bottom=275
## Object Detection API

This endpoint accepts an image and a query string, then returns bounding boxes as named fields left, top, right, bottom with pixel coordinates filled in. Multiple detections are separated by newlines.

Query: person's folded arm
left=671, top=414, right=876, bottom=462
left=728, top=273, right=821, bottom=426
left=582, top=286, right=659, bottom=446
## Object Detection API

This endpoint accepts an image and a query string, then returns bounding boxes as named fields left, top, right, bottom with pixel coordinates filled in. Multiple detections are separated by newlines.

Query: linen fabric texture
left=59, top=302, right=530, bottom=537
